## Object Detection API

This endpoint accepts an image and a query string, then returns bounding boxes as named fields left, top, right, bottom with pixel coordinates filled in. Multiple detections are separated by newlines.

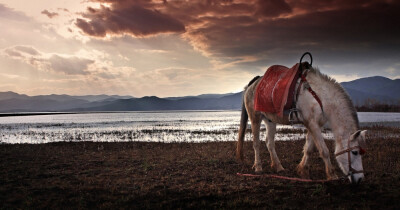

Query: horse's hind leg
left=250, top=113, right=263, bottom=172
left=296, top=131, right=315, bottom=178
left=263, top=119, right=284, bottom=172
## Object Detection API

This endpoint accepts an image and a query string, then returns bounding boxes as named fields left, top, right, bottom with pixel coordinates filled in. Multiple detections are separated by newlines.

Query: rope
left=236, top=172, right=342, bottom=183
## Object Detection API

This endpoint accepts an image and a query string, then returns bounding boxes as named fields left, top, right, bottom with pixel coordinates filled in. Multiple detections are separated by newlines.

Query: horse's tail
left=236, top=76, right=260, bottom=161
left=236, top=101, right=248, bottom=161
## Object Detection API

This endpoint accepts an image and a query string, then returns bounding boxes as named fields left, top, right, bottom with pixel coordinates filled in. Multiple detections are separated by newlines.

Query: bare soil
left=1, top=127, right=400, bottom=209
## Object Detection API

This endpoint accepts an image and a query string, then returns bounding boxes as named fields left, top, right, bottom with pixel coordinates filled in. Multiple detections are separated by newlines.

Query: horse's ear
left=350, top=130, right=361, bottom=141
left=359, top=130, right=367, bottom=148
left=360, top=130, right=367, bottom=139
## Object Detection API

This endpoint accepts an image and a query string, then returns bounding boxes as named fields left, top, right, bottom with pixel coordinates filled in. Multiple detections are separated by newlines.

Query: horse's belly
left=261, top=112, right=291, bottom=125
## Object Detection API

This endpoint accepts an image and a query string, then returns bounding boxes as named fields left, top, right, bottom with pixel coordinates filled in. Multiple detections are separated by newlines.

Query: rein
left=238, top=134, right=366, bottom=183
left=236, top=172, right=345, bottom=183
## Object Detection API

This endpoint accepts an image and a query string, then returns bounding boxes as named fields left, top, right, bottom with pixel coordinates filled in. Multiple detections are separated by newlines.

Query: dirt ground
left=1, top=127, right=400, bottom=209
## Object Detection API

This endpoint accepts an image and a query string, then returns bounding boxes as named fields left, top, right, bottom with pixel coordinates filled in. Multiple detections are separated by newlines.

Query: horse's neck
left=307, top=71, right=358, bottom=151
left=328, top=112, right=357, bottom=152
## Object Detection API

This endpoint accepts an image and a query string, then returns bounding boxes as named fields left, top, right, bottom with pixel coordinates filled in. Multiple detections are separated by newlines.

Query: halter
left=335, top=134, right=366, bottom=177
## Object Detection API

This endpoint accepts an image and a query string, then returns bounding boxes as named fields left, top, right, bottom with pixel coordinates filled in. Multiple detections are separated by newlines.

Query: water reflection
left=0, top=111, right=399, bottom=144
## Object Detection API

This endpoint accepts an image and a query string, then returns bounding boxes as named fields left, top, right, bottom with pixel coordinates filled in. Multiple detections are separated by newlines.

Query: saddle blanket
left=254, top=63, right=300, bottom=117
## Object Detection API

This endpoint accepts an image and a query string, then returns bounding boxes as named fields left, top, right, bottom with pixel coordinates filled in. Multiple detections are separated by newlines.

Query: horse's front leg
left=264, top=120, right=284, bottom=172
left=250, top=115, right=263, bottom=173
left=306, top=121, right=338, bottom=180
left=297, top=131, right=315, bottom=178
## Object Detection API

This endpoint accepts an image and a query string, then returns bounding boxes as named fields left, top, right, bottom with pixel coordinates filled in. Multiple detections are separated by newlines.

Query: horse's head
left=335, top=130, right=367, bottom=184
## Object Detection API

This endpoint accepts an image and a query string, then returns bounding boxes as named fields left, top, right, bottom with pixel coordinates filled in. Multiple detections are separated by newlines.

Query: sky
left=0, top=0, right=399, bottom=97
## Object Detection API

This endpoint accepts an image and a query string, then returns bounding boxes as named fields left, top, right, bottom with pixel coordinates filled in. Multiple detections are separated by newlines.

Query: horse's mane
left=308, top=67, right=360, bottom=129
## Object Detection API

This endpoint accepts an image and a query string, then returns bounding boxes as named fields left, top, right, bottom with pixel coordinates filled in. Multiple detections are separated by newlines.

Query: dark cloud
left=189, top=2, right=400, bottom=54
left=183, top=0, right=400, bottom=71
left=256, top=0, right=292, bottom=17
left=75, top=3, right=185, bottom=37
left=77, top=0, right=400, bottom=72
left=41, top=10, right=59, bottom=18
left=285, top=0, right=382, bottom=12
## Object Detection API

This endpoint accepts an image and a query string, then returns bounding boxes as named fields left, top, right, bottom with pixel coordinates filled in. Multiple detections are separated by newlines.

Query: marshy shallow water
left=0, top=111, right=399, bottom=144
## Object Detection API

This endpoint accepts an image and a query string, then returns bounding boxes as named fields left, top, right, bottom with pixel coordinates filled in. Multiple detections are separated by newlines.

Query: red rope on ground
left=236, top=173, right=338, bottom=183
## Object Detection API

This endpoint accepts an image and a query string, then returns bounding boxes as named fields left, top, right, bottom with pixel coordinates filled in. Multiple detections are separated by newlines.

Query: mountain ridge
left=0, top=76, right=398, bottom=112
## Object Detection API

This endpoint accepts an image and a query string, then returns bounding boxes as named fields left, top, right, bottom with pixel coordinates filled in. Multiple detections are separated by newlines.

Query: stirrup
left=288, top=108, right=300, bottom=124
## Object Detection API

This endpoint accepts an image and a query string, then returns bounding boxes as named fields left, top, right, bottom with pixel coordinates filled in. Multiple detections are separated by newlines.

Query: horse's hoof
left=252, top=163, right=263, bottom=173
left=254, top=167, right=263, bottom=173
left=254, top=169, right=263, bottom=174
left=298, top=171, right=310, bottom=179
left=271, top=163, right=285, bottom=172
left=296, top=165, right=303, bottom=173
left=255, top=170, right=263, bottom=175
left=328, top=174, right=338, bottom=180
left=276, top=166, right=285, bottom=173
left=296, top=166, right=310, bottom=178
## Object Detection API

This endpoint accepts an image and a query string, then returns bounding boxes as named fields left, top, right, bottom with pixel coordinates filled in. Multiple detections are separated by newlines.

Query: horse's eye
left=351, top=151, right=359, bottom=156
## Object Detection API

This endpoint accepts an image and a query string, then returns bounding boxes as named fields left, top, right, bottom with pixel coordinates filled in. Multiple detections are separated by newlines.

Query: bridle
left=335, top=135, right=366, bottom=177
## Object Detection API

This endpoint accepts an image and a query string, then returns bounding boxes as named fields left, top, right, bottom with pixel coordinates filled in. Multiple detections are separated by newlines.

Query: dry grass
left=0, top=126, right=399, bottom=209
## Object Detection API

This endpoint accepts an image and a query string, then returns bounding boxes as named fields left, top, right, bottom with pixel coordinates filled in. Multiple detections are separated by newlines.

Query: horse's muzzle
left=350, top=173, right=364, bottom=185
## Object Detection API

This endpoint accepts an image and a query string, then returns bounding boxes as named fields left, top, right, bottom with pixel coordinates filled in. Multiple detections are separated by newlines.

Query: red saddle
left=254, top=63, right=301, bottom=117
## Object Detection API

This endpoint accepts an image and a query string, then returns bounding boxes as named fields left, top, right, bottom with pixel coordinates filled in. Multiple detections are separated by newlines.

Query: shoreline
left=0, top=110, right=241, bottom=117
left=1, top=110, right=400, bottom=118
left=1, top=124, right=399, bottom=144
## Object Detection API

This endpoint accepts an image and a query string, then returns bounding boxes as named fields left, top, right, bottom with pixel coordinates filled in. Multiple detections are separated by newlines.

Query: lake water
left=0, top=111, right=399, bottom=144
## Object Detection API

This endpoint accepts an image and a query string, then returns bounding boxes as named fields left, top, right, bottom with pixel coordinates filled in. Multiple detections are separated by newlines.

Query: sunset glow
left=1, top=0, right=399, bottom=97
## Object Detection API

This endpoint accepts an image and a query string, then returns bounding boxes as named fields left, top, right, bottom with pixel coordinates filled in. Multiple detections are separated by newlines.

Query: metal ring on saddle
left=300, top=52, right=313, bottom=66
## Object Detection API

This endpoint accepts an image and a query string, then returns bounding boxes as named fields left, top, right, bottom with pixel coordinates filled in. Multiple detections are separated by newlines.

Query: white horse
left=236, top=66, right=367, bottom=184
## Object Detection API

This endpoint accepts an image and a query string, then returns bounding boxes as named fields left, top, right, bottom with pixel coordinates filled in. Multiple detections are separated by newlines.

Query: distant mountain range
left=341, top=76, right=400, bottom=105
left=0, top=76, right=398, bottom=112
